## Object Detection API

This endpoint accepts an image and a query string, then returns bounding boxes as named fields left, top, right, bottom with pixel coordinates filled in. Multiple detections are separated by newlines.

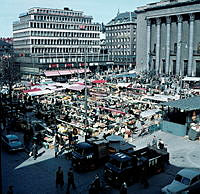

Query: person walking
left=32, top=143, right=38, bottom=160
left=152, top=135, right=157, bottom=148
left=140, top=167, right=149, bottom=189
left=56, top=166, right=64, bottom=189
left=54, top=143, right=59, bottom=158
left=120, top=182, right=127, bottom=194
left=158, top=139, right=164, bottom=149
left=92, top=174, right=101, bottom=193
left=66, top=168, right=76, bottom=193
left=24, top=132, right=30, bottom=150
left=7, top=185, right=14, bottom=194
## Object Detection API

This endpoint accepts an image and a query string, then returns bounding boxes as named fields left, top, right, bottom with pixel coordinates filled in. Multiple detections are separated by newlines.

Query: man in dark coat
left=120, top=182, right=127, bottom=194
left=56, top=166, right=64, bottom=189
left=66, top=168, right=76, bottom=193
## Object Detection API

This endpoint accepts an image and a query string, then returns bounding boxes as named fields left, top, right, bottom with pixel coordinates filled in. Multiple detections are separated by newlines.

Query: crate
left=49, top=144, right=54, bottom=149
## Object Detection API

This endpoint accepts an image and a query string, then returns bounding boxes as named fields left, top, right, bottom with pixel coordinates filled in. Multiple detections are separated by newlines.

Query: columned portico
left=165, top=16, right=171, bottom=74
left=176, top=15, right=183, bottom=75
left=156, top=18, right=161, bottom=74
left=188, top=13, right=195, bottom=76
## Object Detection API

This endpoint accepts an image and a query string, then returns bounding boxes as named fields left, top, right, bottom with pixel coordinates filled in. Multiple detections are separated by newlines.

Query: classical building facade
left=13, top=7, right=101, bottom=75
left=136, top=0, right=200, bottom=76
left=105, top=12, right=137, bottom=71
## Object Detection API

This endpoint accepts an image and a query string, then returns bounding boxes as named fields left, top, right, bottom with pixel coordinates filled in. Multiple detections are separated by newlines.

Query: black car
left=1, top=134, right=25, bottom=152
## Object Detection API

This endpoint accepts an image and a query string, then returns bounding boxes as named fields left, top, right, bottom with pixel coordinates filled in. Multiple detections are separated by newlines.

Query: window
left=197, top=42, right=200, bottom=54
left=174, top=43, right=177, bottom=53
left=175, top=174, right=182, bottom=182
left=153, top=44, right=156, bottom=53
left=181, top=177, right=190, bottom=185
left=191, top=176, right=199, bottom=185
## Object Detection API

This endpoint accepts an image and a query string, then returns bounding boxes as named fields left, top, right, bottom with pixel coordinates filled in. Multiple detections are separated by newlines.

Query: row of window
left=106, top=24, right=136, bottom=30
left=31, top=39, right=99, bottom=46
left=30, top=30, right=100, bottom=38
left=113, top=57, right=134, bottom=62
left=14, top=39, right=99, bottom=46
left=106, top=38, right=133, bottom=43
left=31, top=47, right=99, bottom=54
left=30, top=22, right=100, bottom=31
left=13, top=23, right=29, bottom=31
left=33, top=15, right=91, bottom=24
left=107, top=44, right=136, bottom=49
left=111, top=51, right=136, bottom=55
left=106, top=31, right=131, bottom=37
left=30, top=8, right=82, bottom=17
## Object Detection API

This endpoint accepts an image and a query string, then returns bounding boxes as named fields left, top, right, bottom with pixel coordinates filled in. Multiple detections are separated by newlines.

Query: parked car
left=161, top=168, right=200, bottom=193
left=1, top=134, right=24, bottom=152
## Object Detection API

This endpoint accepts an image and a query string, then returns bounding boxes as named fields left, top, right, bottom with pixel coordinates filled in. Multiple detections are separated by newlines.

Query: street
left=2, top=130, right=200, bottom=194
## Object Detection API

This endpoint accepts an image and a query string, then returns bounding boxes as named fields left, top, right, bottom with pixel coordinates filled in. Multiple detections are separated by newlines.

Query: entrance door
left=173, top=60, right=176, bottom=75
left=196, top=60, right=200, bottom=77
left=162, top=59, right=166, bottom=74
left=184, top=60, right=188, bottom=76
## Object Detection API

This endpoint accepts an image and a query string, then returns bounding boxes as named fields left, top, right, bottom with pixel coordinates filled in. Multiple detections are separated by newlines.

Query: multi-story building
left=105, top=11, right=137, bottom=72
left=136, top=0, right=200, bottom=76
left=13, top=7, right=101, bottom=75
left=0, top=39, right=13, bottom=56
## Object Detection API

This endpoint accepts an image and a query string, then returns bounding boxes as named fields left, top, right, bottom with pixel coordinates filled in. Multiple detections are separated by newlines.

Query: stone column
left=166, top=16, right=171, bottom=74
left=176, top=15, right=183, bottom=75
left=188, top=13, right=195, bottom=76
left=146, top=19, right=151, bottom=71
left=156, top=18, right=161, bottom=74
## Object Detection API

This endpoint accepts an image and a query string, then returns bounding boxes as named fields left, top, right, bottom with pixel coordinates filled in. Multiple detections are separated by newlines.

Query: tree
left=0, top=53, right=20, bottom=118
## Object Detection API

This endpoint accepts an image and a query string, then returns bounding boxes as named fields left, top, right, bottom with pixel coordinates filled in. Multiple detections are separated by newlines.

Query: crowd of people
left=2, top=69, right=200, bottom=194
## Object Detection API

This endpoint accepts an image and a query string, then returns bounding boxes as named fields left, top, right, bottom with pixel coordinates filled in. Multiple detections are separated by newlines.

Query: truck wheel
left=90, top=163, right=96, bottom=170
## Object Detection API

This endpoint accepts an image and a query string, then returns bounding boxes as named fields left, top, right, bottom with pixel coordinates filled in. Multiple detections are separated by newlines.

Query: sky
left=0, top=0, right=155, bottom=37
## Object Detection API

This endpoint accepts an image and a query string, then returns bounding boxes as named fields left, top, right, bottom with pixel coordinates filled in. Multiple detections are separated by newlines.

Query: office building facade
left=13, top=7, right=101, bottom=75
left=105, top=12, right=137, bottom=72
left=136, top=0, right=200, bottom=76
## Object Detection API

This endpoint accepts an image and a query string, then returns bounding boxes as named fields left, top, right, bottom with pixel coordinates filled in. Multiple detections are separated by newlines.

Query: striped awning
left=44, top=71, right=60, bottom=77
left=59, top=70, right=72, bottom=75
left=44, top=68, right=91, bottom=77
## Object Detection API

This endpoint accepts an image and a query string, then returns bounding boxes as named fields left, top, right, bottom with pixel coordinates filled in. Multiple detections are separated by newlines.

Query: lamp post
left=84, top=47, right=89, bottom=140
left=0, top=93, right=3, bottom=194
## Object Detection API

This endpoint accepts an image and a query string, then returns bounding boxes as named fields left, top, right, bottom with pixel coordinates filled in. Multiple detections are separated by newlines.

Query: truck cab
left=104, top=152, right=138, bottom=186
left=104, top=146, right=169, bottom=186
left=72, top=137, right=108, bottom=171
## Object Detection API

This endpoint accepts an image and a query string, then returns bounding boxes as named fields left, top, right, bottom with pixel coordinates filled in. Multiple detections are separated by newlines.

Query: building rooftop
left=136, top=0, right=199, bottom=13
left=106, top=11, right=137, bottom=26
left=161, top=96, right=200, bottom=111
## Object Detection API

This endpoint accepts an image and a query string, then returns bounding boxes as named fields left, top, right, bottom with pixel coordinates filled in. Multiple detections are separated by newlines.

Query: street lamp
left=84, top=47, right=90, bottom=140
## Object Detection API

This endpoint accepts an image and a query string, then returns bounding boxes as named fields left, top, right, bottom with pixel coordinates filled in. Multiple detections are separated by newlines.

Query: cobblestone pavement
left=2, top=130, right=200, bottom=194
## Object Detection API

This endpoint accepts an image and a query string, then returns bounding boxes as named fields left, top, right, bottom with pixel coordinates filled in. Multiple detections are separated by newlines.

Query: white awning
left=117, top=83, right=131, bottom=88
left=182, top=77, right=200, bottom=82
left=140, top=109, right=161, bottom=118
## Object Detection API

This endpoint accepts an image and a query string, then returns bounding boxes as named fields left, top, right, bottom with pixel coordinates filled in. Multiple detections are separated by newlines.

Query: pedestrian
left=120, top=182, right=127, bottom=194
left=7, top=185, right=14, bottom=194
left=152, top=135, right=157, bottom=148
left=66, top=168, right=76, bottom=193
left=140, top=167, right=149, bottom=189
left=93, top=174, right=101, bottom=192
left=54, top=143, right=59, bottom=158
left=158, top=139, right=164, bottom=149
left=24, top=132, right=30, bottom=150
left=32, top=143, right=38, bottom=160
left=56, top=166, right=64, bottom=189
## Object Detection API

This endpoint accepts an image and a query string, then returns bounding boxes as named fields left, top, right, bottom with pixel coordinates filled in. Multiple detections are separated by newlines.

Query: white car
left=161, top=168, right=200, bottom=193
